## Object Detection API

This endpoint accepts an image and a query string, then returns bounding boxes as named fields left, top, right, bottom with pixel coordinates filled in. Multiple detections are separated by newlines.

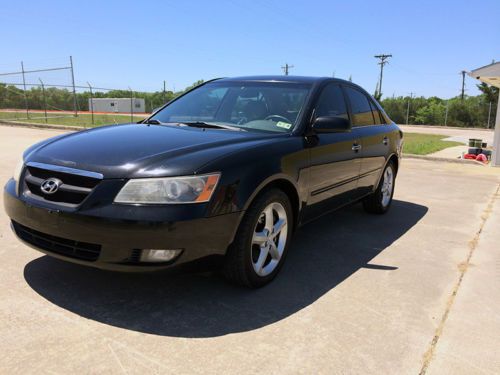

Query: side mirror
left=313, top=116, right=351, bottom=133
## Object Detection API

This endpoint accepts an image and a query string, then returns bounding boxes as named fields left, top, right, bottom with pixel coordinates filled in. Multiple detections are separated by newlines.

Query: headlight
left=114, top=173, right=220, bottom=204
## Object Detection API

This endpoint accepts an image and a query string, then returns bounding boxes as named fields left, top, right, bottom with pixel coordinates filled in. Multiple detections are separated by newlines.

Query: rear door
left=343, top=85, right=391, bottom=196
left=303, top=83, right=362, bottom=221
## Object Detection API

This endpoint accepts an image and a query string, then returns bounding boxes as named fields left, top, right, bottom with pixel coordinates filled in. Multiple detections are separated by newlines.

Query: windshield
left=150, top=81, right=311, bottom=133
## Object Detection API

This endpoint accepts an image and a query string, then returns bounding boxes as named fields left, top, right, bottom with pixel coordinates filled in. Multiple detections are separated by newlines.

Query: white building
left=469, top=62, right=500, bottom=166
left=89, top=98, right=145, bottom=113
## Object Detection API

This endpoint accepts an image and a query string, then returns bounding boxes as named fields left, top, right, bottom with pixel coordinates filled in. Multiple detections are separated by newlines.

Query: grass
left=0, top=111, right=146, bottom=127
left=403, top=133, right=464, bottom=155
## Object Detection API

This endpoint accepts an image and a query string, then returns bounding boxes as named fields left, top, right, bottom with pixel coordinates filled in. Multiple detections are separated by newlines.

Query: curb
left=403, top=154, right=486, bottom=166
left=0, top=120, right=83, bottom=131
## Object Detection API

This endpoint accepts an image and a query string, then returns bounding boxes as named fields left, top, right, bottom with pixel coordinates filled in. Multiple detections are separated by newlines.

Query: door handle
left=383, top=137, right=389, bottom=145
left=352, top=144, right=362, bottom=152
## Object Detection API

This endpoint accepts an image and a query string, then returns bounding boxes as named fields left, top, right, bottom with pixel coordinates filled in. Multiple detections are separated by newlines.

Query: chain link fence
left=0, top=58, right=156, bottom=128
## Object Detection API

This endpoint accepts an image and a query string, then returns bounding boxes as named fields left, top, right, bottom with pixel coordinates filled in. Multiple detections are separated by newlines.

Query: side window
left=344, top=87, right=375, bottom=126
left=369, top=100, right=384, bottom=124
left=315, top=84, right=349, bottom=120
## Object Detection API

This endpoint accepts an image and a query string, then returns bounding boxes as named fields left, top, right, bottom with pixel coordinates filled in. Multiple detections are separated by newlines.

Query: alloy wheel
left=381, top=166, right=394, bottom=207
left=251, top=202, right=288, bottom=277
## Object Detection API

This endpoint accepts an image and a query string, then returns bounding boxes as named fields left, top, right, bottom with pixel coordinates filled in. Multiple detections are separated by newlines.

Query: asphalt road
left=1, top=125, right=499, bottom=374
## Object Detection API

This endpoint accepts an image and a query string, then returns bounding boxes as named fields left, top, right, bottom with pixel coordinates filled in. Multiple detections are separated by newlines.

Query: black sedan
left=4, top=76, right=403, bottom=287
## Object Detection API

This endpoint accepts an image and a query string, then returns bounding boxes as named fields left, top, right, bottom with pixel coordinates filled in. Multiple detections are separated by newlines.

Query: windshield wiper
left=144, top=119, right=164, bottom=125
left=180, top=121, right=245, bottom=132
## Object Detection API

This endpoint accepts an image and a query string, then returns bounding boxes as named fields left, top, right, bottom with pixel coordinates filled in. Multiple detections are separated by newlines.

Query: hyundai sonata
left=4, top=76, right=402, bottom=287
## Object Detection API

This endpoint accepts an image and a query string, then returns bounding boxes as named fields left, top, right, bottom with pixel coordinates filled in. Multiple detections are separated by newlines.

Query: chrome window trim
left=26, top=162, right=104, bottom=180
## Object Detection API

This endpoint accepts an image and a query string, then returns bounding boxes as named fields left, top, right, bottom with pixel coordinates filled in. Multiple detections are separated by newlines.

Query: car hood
left=26, top=124, right=283, bottom=178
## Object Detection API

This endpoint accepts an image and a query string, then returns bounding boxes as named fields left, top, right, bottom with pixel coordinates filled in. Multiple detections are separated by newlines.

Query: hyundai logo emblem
left=40, top=178, right=62, bottom=195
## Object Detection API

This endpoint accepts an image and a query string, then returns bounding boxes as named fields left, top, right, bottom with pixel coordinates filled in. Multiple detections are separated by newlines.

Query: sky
left=1, top=0, right=499, bottom=98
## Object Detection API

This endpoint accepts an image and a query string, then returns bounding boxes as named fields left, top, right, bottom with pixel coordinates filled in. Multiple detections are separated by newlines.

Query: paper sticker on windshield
left=276, top=121, right=292, bottom=129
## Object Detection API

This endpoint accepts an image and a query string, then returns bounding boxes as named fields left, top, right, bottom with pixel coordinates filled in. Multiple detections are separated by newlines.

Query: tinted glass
left=315, top=84, right=349, bottom=119
left=369, top=100, right=384, bottom=124
left=344, top=87, right=375, bottom=126
left=151, top=82, right=311, bottom=133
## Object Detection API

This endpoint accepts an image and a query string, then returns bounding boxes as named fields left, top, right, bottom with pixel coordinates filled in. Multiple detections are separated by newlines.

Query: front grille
left=23, top=164, right=101, bottom=206
left=12, top=221, right=101, bottom=261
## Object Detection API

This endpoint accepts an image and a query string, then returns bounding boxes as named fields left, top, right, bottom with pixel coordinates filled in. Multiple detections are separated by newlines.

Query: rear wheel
left=363, top=161, right=396, bottom=214
left=223, top=189, right=293, bottom=288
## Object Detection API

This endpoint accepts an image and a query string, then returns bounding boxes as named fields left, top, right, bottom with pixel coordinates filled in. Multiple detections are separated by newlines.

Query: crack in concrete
left=419, top=183, right=500, bottom=375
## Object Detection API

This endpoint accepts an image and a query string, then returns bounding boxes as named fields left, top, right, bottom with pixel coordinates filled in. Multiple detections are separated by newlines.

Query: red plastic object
left=463, top=153, right=477, bottom=160
left=476, top=154, right=488, bottom=163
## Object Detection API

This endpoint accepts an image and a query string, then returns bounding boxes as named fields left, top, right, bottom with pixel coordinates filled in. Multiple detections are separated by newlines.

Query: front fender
left=200, top=136, right=309, bottom=241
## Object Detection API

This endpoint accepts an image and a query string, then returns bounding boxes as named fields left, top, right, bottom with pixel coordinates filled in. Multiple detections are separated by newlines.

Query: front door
left=303, top=84, right=361, bottom=221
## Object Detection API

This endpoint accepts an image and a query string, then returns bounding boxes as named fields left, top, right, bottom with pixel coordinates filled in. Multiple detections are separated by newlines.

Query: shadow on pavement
left=24, top=200, right=427, bottom=338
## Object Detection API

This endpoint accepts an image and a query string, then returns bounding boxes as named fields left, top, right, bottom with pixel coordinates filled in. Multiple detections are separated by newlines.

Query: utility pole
left=460, top=70, right=466, bottom=100
left=406, top=92, right=414, bottom=125
left=163, top=80, right=166, bottom=103
left=281, top=63, right=294, bottom=76
left=374, top=54, right=392, bottom=98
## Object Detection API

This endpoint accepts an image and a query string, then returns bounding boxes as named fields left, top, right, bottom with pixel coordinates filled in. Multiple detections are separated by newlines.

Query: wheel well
left=389, top=154, right=399, bottom=174
left=251, top=179, right=300, bottom=231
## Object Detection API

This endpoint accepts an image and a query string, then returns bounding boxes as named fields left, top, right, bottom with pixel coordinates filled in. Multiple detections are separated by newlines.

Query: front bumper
left=4, top=179, right=241, bottom=271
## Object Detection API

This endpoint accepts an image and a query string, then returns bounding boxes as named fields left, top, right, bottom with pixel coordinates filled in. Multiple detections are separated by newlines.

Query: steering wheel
left=265, top=114, right=291, bottom=123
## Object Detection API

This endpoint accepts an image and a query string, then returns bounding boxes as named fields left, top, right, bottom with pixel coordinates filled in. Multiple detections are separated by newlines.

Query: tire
left=363, top=160, right=396, bottom=214
left=223, top=188, right=293, bottom=288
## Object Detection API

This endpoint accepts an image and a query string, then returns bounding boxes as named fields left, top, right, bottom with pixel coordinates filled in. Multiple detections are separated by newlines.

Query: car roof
left=215, top=75, right=350, bottom=85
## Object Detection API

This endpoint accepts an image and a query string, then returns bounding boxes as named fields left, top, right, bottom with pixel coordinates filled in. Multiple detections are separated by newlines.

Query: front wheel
left=363, top=161, right=396, bottom=214
left=223, top=189, right=293, bottom=288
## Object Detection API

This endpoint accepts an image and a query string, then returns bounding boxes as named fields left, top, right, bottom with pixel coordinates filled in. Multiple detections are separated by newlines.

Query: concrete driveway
left=1, top=125, right=499, bottom=374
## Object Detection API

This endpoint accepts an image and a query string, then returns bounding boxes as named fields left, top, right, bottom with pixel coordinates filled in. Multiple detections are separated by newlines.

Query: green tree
left=477, top=82, right=499, bottom=104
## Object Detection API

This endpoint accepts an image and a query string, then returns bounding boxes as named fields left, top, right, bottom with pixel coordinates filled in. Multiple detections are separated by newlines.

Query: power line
left=281, top=63, right=294, bottom=76
left=374, top=54, right=392, bottom=98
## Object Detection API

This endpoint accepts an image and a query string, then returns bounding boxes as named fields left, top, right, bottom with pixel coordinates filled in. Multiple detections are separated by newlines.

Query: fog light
left=140, top=249, right=182, bottom=263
